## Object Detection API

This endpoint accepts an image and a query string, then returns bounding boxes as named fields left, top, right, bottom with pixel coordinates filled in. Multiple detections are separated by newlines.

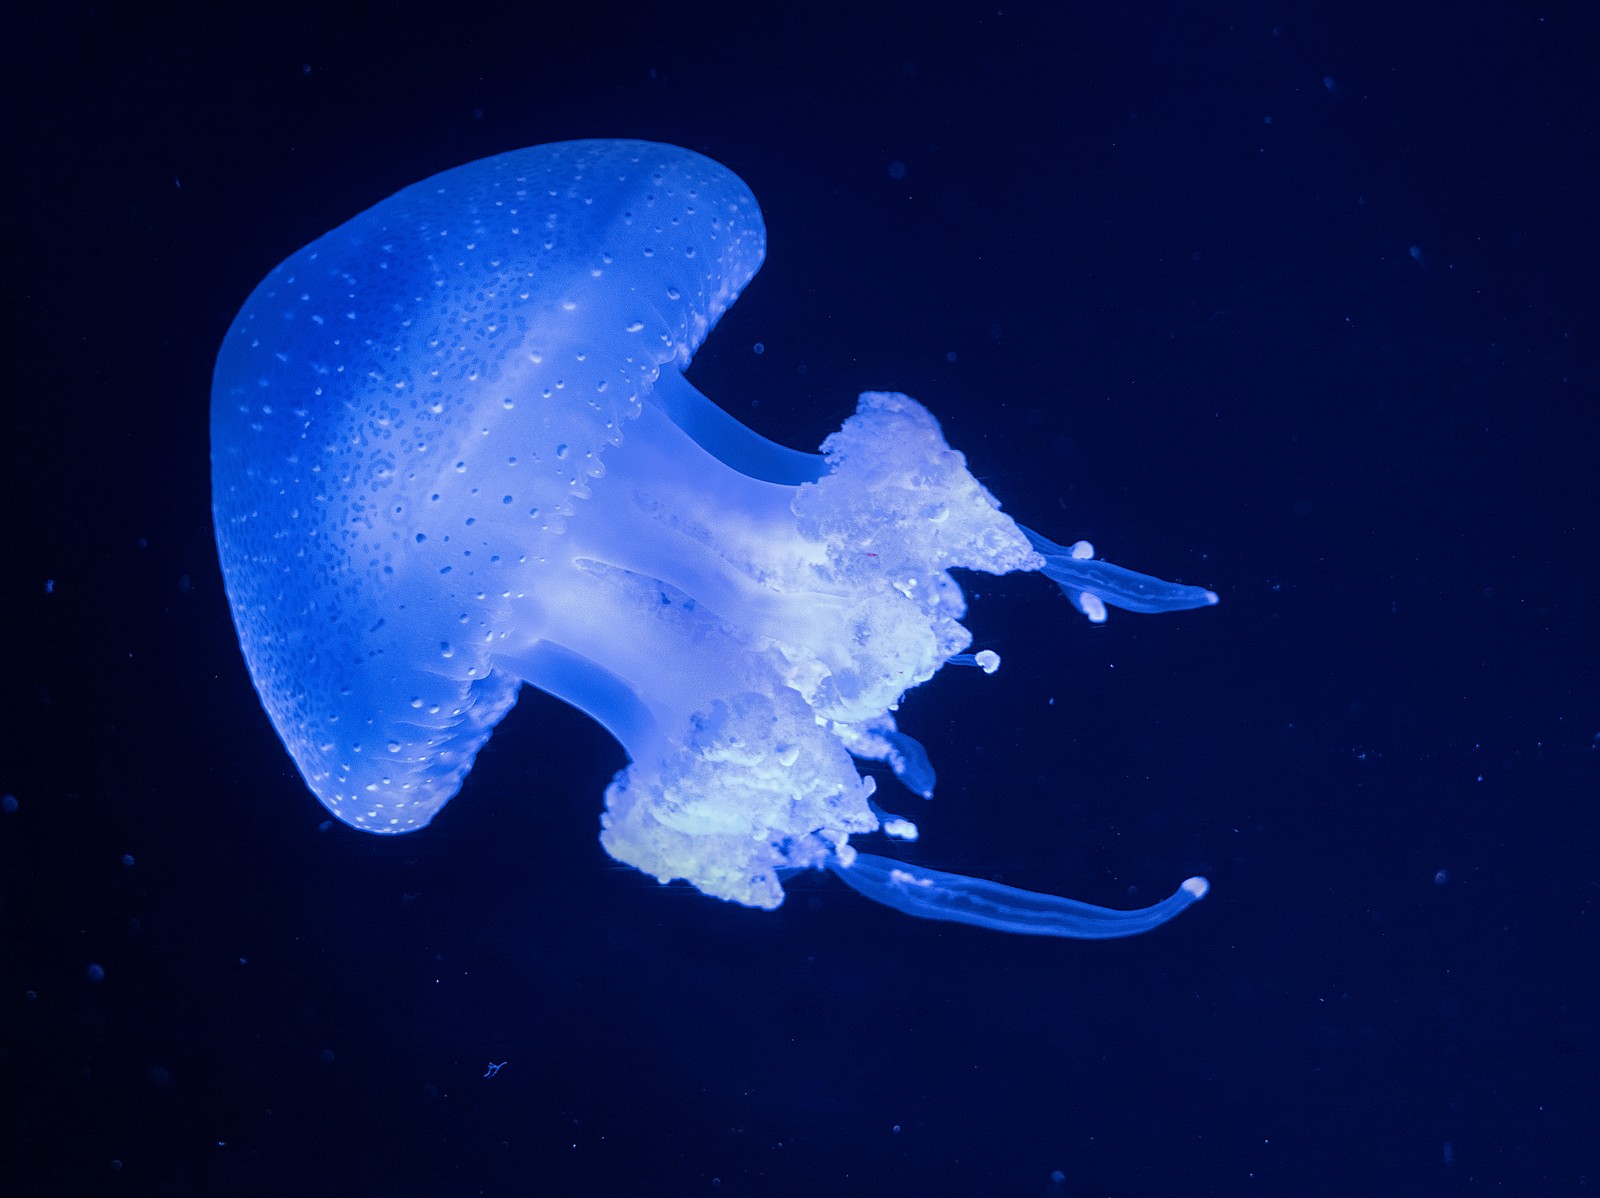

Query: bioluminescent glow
left=212, top=140, right=1215, bottom=937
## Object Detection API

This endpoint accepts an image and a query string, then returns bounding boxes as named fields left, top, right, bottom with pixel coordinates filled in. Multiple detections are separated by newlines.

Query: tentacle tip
left=882, top=817, right=919, bottom=841
left=1202, top=590, right=1220, bottom=606
left=1181, top=876, right=1210, bottom=900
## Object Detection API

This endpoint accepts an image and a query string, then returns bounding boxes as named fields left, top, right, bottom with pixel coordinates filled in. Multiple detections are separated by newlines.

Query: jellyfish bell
left=212, top=139, right=1215, bottom=938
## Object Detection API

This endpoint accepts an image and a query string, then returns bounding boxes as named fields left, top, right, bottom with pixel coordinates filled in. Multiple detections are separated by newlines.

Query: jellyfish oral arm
left=494, top=387, right=1040, bottom=909
left=1020, top=525, right=1219, bottom=623
left=827, top=852, right=1210, bottom=939
left=651, top=369, right=826, bottom=486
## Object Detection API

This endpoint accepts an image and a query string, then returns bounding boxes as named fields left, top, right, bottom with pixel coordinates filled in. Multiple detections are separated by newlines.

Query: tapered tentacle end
left=828, top=851, right=1209, bottom=939
left=1019, top=525, right=1218, bottom=622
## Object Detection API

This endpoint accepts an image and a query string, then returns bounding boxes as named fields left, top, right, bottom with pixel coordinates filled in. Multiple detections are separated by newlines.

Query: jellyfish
left=211, top=139, right=1216, bottom=938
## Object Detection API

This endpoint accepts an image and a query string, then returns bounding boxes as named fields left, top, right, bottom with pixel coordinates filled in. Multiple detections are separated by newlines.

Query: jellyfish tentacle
left=948, top=650, right=1000, bottom=673
left=866, top=799, right=920, bottom=841
left=515, top=640, right=665, bottom=768
left=881, top=730, right=937, bottom=799
left=1020, top=525, right=1219, bottom=621
left=827, top=851, right=1208, bottom=939
left=651, top=370, right=826, bottom=485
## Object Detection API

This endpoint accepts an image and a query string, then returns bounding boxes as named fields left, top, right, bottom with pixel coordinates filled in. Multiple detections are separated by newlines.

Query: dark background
left=4, top=2, right=1596, bottom=1195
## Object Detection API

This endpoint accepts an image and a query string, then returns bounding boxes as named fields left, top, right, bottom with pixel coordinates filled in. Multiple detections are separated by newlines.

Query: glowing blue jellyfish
left=211, top=140, right=1216, bottom=938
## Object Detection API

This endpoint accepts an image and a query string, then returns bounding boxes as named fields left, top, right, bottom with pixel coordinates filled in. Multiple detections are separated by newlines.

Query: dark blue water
left=5, top=2, right=1595, bottom=1194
